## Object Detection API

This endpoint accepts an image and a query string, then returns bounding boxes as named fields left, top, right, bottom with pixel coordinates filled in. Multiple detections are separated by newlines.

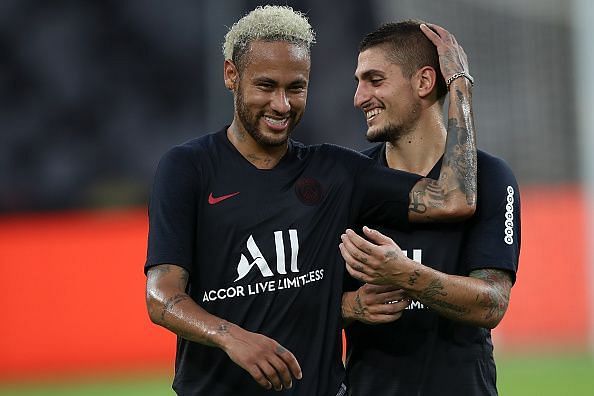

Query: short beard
left=366, top=101, right=421, bottom=143
left=235, top=85, right=298, bottom=148
left=366, top=123, right=407, bottom=143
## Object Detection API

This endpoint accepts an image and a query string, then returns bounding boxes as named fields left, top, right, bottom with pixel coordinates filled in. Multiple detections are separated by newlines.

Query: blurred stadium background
left=1, top=0, right=593, bottom=394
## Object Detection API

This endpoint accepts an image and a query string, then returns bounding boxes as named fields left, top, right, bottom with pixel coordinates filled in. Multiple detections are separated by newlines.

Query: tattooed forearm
left=419, top=279, right=470, bottom=316
left=409, top=190, right=428, bottom=214
left=441, top=87, right=477, bottom=204
left=161, top=294, right=190, bottom=321
left=470, top=269, right=512, bottom=323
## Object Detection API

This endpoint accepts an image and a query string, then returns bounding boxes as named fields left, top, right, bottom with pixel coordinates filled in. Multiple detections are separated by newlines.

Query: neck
left=385, top=107, right=446, bottom=176
left=227, top=121, right=288, bottom=170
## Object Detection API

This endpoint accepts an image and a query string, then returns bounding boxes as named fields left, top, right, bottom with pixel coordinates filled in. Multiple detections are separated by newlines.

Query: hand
left=221, top=326, right=302, bottom=391
left=340, top=226, right=411, bottom=286
left=342, top=284, right=411, bottom=325
left=420, top=22, right=470, bottom=82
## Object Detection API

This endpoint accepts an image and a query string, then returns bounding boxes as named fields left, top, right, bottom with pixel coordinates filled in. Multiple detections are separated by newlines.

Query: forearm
left=147, top=285, right=233, bottom=347
left=341, top=291, right=360, bottom=326
left=408, top=81, right=476, bottom=222
left=395, top=259, right=510, bottom=328
left=441, top=77, right=477, bottom=208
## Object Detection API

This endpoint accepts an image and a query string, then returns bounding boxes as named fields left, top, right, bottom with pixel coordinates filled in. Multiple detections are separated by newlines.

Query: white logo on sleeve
left=504, top=186, right=515, bottom=245
left=235, top=230, right=299, bottom=282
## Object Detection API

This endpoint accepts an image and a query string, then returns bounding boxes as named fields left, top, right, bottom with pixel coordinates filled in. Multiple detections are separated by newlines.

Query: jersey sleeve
left=145, top=145, right=201, bottom=274
left=460, top=154, right=521, bottom=283
left=351, top=160, right=421, bottom=230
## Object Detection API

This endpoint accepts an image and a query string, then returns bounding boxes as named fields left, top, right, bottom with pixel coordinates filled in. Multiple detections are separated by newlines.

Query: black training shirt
left=146, top=129, right=421, bottom=396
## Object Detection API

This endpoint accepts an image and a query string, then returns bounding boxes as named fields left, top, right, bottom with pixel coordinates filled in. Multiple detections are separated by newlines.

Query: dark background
left=0, top=0, right=576, bottom=212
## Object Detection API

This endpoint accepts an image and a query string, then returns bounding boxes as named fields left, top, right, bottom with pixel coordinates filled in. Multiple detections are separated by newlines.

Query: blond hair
left=222, top=5, right=315, bottom=67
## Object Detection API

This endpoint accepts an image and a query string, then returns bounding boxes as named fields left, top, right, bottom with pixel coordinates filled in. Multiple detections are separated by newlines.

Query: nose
left=354, top=82, right=369, bottom=109
left=270, top=89, right=291, bottom=114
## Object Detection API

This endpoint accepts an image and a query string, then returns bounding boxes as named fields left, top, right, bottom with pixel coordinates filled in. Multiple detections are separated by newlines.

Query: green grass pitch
left=1, top=353, right=593, bottom=395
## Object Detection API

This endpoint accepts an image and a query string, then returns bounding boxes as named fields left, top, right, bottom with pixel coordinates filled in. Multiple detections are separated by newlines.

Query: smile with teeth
left=263, top=115, right=290, bottom=130
left=365, top=108, right=383, bottom=121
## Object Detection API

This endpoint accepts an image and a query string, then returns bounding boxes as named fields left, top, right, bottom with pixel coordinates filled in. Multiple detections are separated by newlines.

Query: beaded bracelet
left=446, top=71, right=474, bottom=89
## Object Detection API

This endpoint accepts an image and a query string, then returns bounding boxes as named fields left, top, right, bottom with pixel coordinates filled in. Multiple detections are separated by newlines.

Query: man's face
left=232, top=41, right=310, bottom=147
left=354, top=46, right=421, bottom=142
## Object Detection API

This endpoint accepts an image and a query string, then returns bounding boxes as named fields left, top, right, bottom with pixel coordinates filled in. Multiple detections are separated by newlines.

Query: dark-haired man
left=145, top=7, right=478, bottom=395
left=341, top=21, right=520, bottom=395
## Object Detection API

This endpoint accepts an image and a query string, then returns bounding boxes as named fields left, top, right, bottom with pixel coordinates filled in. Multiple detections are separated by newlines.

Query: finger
left=276, top=345, right=302, bottom=382
left=248, top=365, right=273, bottom=390
left=362, top=226, right=397, bottom=247
left=344, top=229, right=377, bottom=255
left=424, top=22, right=449, bottom=39
left=373, top=312, right=404, bottom=323
left=364, top=284, right=404, bottom=294
left=340, top=241, right=365, bottom=271
left=259, top=361, right=283, bottom=391
left=341, top=232, right=372, bottom=263
left=420, top=23, right=441, bottom=44
left=268, top=354, right=293, bottom=390
left=375, top=289, right=408, bottom=302
left=342, top=246, right=370, bottom=282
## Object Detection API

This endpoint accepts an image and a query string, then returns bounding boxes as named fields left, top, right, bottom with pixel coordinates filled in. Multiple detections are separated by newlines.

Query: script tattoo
left=161, top=294, right=190, bottom=321
left=470, top=269, right=512, bottom=322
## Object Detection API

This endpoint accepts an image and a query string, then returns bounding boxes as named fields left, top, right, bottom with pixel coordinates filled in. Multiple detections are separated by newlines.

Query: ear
left=414, top=66, right=437, bottom=99
left=224, top=59, right=239, bottom=91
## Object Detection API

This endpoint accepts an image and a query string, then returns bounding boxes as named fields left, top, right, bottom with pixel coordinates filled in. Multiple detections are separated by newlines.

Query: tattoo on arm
left=353, top=291, right=366, bottom=318
left=161, top=294, right=190, bottom=321
left=442, top=89, right=477, bottom=205
left=409, top=190, right=428, bottom=214
left=470, top=269, right=512, bottom=322
left=408, top=269, right=421, bottom=286
left=419, top=278, right=470, bottom=316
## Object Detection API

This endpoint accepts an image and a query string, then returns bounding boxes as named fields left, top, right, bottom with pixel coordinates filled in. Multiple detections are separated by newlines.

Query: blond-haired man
left=145, top=6, right=477, bottom=395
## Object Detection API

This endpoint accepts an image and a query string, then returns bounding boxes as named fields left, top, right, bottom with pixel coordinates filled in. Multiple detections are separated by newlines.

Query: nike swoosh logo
left=208, top=191, right=240, bottom=205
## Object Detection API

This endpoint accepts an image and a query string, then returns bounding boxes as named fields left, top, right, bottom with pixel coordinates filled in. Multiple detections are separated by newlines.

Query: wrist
left=341, top=291, right=356, bottom=320
left=209, top=320, right=236, bottom=350
left=446, top=71, right=474, bottom=90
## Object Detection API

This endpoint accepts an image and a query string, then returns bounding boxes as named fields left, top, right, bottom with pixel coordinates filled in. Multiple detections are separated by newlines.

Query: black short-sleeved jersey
left=145, top=128, right=421, bottom=396
left=344, top=144, right=521, bottom=396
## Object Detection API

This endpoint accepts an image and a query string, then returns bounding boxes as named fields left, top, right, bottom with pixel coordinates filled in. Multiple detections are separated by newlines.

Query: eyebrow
left=354, top=69, right=385, bottom=82
left=253, top=76, right=308, bottom=86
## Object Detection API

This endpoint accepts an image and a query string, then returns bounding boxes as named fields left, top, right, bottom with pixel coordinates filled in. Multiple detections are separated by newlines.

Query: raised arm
left=146, top=264, right=302, bottom=391
left=408, top=23, right=477, bottom=222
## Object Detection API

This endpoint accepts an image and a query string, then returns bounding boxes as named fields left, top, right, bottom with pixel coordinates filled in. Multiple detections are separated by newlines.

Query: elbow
left=483, top=315, right=504, bottom=330
left=146, top=288, right=164, bottom=325
left=446, top=192, right=476, bottom=220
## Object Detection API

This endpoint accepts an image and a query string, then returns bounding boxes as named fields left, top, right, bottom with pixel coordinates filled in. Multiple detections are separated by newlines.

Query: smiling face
left=354, top=45, right=422, bottom=143
left=225, top=40, right=310, bottom=148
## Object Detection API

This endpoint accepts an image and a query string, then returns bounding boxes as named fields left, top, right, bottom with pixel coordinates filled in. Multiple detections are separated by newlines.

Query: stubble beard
left=235, top=87, right=299, bottom=148
left=366, top=101, right=422, bottom=143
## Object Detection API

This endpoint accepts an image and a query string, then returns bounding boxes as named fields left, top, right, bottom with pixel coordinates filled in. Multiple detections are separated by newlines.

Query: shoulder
left=320, top=143, right=374, bottom=161
left=477, top=150, right=519, bottom=191
left=156, top=130, right=223, bottom=176
left=476, top=150, right=520, bottom=215
left=360, top=143, right=384, bottom=159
